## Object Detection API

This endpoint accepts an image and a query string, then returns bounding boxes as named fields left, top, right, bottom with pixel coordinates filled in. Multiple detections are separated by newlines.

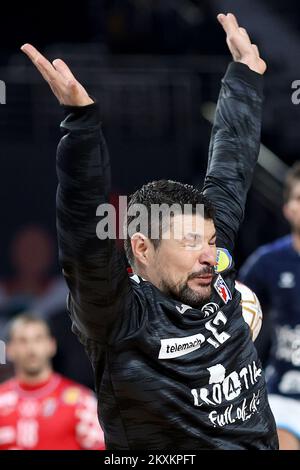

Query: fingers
left=252, top=44, right=259, bottom=58
left=217, top=12, right=239, bottom=36
left=21, top=44, right=76, bottom=86
left=226, top=36, right=241, bottom=62
left=21, top=43, right=94, bottom=105
left=228, top=13, right=239, bottom=30
left=52, top=58, right=76, bottom=81
left=239, top=27, right=253, bottom=48
left=218, top=13, right=252, bottom=43
left=21, top=43, right=57, bottom=83
left=239, top=27, right=250, bottom=40
left=217, top=13, right=266, bottom=74
left=20, top=43, right=41, bottom=63
left=218, top=13, right=254, bottom=55
left=217, top=13, right=226, bottom=24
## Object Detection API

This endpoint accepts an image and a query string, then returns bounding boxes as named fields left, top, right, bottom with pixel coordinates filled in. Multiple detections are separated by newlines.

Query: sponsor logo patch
left=215, top=248, right=233, bottom=274
left=62, top=387, right=80, bottom=405
left=214, top=275, right=232, bottom=304
left=159, top=333, right=206, bottom=359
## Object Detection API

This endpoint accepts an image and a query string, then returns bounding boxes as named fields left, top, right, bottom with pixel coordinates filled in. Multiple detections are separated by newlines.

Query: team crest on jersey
left=62, top=387, right=80, bottom=405
left=214, top=248, right=233, bottom=274
left=278, top=272, right=295, bottom=289
left=214, top=275, right=232, bottom=304
left=42, top=398, right=57, bottom=417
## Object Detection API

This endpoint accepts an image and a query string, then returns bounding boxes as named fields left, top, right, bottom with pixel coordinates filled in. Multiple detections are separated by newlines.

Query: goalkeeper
left=22, top=13, right=278, bottom=449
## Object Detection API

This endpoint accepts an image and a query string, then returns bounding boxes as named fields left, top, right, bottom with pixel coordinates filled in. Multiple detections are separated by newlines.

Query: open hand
left=217, top=13, right=267, bottom=75
left=21, top=44, right=94, bottom=106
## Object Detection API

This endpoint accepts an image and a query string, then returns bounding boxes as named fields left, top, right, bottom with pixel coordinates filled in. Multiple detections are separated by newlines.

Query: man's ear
left=130, top=233, right=153, bottom=266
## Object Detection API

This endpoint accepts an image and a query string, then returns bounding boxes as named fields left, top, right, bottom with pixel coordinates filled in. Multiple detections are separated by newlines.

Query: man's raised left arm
left=203, top=14, right=267, bottom=251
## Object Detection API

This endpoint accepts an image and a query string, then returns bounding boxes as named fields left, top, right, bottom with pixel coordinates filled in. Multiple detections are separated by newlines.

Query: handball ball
left=235, top=281, right=263, bottom=341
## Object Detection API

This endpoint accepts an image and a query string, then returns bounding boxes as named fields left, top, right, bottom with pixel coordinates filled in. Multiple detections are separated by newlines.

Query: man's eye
left=185, top=237, right=201, bottom=245
left=184, top=239, right=196, bottom=245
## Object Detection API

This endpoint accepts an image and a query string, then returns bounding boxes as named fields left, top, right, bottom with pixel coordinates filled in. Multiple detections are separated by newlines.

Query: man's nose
left=198, top=246, right=216, bottom=267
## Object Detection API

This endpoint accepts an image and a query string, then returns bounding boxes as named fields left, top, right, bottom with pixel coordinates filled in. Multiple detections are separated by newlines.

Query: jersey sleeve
left=56, top=102, right=143, bottom=344
left=203, top=62, right=264, bottom=251
left=74, top=390, right=105, bottom=450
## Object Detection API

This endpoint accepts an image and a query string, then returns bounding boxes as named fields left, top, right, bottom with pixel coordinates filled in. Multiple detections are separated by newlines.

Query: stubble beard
left=160, top=278, right=213, bottom=309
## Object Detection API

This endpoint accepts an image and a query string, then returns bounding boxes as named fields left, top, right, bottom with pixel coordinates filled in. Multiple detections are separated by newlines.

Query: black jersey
left=56, top=62, right=278, bottom=450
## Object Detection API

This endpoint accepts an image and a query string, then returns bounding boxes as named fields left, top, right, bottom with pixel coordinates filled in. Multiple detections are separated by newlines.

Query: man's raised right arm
left=56, top=102, right=134, bottom=341
left=21, top=44, right=138, bottom=342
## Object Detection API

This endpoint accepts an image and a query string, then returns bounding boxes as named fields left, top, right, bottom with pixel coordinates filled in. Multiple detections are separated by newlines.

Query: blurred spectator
left=0, top=225, right=68, bottom=322
left=0, top=225, right=95, bottom=389
left=0, top=314, right=105, bottom=450
left=239, top=162, right=300, bottom=450
left=0, top=225, right=67, bottom=320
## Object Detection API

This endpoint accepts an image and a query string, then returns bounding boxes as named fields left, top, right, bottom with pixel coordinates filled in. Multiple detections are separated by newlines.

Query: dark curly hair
left=124, top=179, right=215, bottom=266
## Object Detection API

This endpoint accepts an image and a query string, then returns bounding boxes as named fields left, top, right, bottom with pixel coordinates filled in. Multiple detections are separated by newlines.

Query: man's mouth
left=190, top=275, right=213, bottom=286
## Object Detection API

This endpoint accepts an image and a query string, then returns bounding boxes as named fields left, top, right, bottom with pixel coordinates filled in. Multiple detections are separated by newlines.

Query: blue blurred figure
left=239, top=162, right=300, bottom=449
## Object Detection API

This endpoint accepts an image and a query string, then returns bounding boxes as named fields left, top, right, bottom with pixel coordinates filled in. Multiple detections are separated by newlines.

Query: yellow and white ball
left=235, top=281, right=263, bottom=341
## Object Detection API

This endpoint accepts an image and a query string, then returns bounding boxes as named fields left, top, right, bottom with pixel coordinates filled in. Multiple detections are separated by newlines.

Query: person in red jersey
left=0, top=314, right=105, bottom=450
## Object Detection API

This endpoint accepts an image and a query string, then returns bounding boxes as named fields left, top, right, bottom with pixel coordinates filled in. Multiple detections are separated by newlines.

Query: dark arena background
left=0, top=0, right=300, bottom=458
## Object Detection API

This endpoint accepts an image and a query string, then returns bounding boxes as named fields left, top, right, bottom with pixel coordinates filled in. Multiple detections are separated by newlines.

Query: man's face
left=284, top=181, right=300, bottom=232
left=148, top=214, right=217, bottom=308
left=7, top=322, right=56, bottom=377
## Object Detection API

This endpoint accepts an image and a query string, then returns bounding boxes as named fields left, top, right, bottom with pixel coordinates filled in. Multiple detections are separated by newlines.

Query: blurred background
left=0, top=0, right=300, bottom=387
